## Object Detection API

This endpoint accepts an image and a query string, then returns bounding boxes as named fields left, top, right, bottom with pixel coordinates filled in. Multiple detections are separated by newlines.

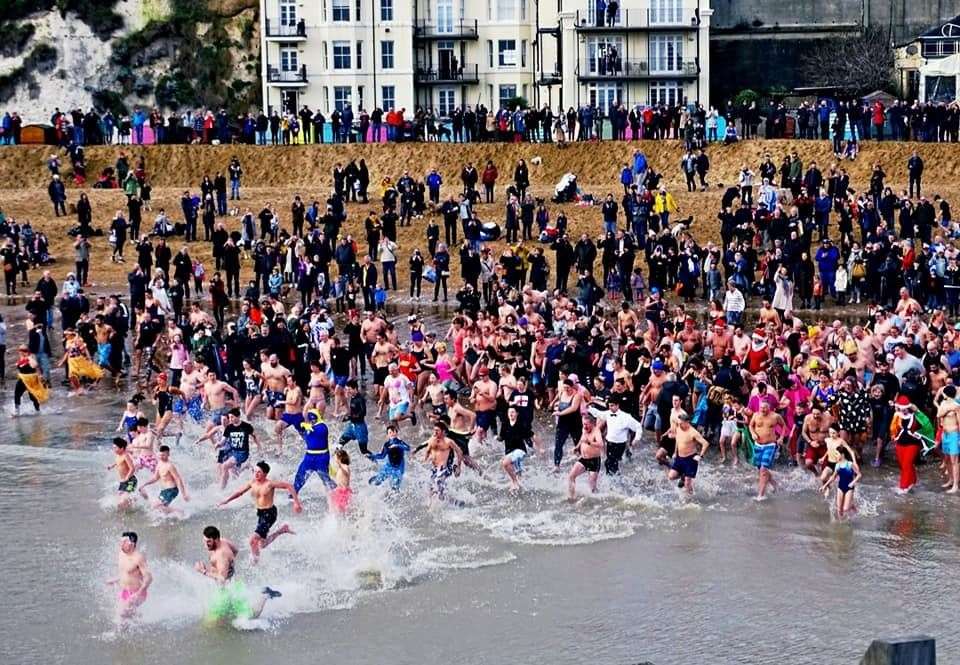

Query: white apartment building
left=259, top=0, right=711, bottom=116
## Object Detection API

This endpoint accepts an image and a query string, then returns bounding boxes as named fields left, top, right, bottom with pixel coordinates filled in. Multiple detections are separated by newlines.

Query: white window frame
left=356, top=40, right=363, bottom=69
left=498, top=39, right=517, bottom=67
left=380, top=0, right=394, bottom=21
left=498, top=84, right=517, bottom=109
left=334, top=86, right=352, bottom=111
left=649, top=34, right=683, bottom=73
left=332, top=0, right=350, bottom=22
left=279, top=0, right=297, bottom=26
left=382, top=85, right=396, bottom=110
left=333, top=41, right=352, bottom=70
left=650, top=0, right=682, bottom=25
left=649, top=80, right=682, bottom=107
left=438, top=88, right=456, bottom=116
left=280, top=46, right=299, bottom=71
left=496, top=0, right=516, bottom=22
left=381, top=40, right=395, bottom=69
left=587, top=36, right=623, bottom=74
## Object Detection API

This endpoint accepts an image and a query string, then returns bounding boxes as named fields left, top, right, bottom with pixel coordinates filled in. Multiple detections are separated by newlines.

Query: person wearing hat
left=892, top=395, right=924, bottom=493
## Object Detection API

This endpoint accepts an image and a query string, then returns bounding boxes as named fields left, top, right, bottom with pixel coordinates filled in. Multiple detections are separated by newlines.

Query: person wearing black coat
left=551, top=235, right=575, bottom=292
left=514, top=159, right=530, bottom=199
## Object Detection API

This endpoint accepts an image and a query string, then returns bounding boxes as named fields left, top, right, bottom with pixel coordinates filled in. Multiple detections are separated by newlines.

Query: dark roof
left=920, top=16, right=960, bottom=39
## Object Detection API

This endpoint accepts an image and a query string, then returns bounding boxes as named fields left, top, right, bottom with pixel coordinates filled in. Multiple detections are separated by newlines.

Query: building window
left=589, top=83, right=622, bottom=115
left=926, top=75, right=957, bottom=102
left=650, top=0, right=681, bottom=24
left=322, top=41, right=329, bottom=69
left=334, top=86, right=352, bottom=111
left=355, top=0, right=362, bottom=21
left=499, top=84, right=517, bottom=109
left=332, top=0, right=349, bottom=22
left=436, top=0, right=453, bottom=33
left=496, top=0, right=516, bottom=21
left=382, top=85, right=396, bottom=110
left=381, top=41, right=394, bottom=68
left=587, top=36, right=623, bottom=74
left=280, top=46, right=299, bottom=71
left=323, top=86, right=330, bottom=112
left=333, top=41, right=351, bottom=69
left=521, top=39, right=527, bottom=67
left=520, top=0, right=526, bottom=20
left=356, top=40, right=363, bottom=69
left=498, top=39, right=517, bottom=67
left=649, top=34, right=682, bottom=73
left=438, top=88, right=456, bottom=116
left=279, top=0, right=297, bottom=25
left=380, top=0, right=393, bottom=20
left=358, top=85, right=364, bottom=110
left=487, top=40, right=494, bottom=67
left=649, top=80, right=682, bottom=106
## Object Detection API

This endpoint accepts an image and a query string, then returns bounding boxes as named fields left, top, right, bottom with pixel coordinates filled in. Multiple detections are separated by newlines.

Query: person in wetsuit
left=368, top=424, right=411, bottom=490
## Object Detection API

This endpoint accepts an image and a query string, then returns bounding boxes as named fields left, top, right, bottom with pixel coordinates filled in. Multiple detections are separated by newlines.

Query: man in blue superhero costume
left=293, top=409, right=336, bottom=492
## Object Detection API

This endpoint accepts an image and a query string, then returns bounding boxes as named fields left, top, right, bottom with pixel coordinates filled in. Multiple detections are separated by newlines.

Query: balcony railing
left=415, top=63, right=479, bottom=84
left=575, top=8, right=700, bottom=30
left=579, top=58, right=699, bottom=79
left=265, top=18, right=307, bottom=38
left=413, top=19, right=479, bottom=39
left=267, top=65, right=308, bottom=83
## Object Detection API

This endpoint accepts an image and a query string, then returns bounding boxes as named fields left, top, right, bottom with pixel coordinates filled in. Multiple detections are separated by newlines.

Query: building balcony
left=413, top=19, right=479, bottom=40
left=264, top=18, right=307, bottom=40
left=266, top=65, right=308, bottom=85
left=415, top=64, right=480, bottom=84
left=577, top=58, right=699, bottom=81
left=537, top=70, right=563, bottom=85
left=574, top=8, right=700, bottom=32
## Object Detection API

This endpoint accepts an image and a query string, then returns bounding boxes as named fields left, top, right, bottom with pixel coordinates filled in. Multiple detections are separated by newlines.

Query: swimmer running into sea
left=106, top=531, right=153, bottom=624
left=195, top=525, right=281, bottom=624
left=219, top=461, right=302, bottom=563
left=368, top=424, right=411, bottom=490
left=139, top=444, right=191, bottom=515
left=107, top=437, right=138, bottom=510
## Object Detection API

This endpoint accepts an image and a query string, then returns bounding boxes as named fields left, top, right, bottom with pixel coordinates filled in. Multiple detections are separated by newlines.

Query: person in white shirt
left=588, top=397, right=641, bottom=474
left=723, top=281, right=746, bottom=326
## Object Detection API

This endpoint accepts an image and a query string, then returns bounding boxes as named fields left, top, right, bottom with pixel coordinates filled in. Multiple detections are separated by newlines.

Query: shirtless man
left=129, top=417, right=160, bottom=474
left=173, top=360, right=206, bottom=427
left=370, top=333, right=398, bottom=406
left=678, top=317, right=703, bottom=355
left=107, top=438, right=138, bottom=509
left=421, top=422, right=464, bottom=502
left=639, top=360, right=668, bottom=440
left=567, top=415, right=605, bottom=500
left=749, top=400, right=786, bottom=501
left=106, top=532, right=153, bottom=622
left=706, top=320, right=733, bottom=359
left=617, top=302, right=640, bottom=341
left=731, top=326, right=751, bottom=361
left=219, top=461, right=302, bottom=563
left=758, top=300, right=781, bottom=328
left=202, top=368, right=240, bottom=437
left=667, top=411, right=710, bottom=495
left=800, top=406, right=833, bottom=474
left=273, top=374, right=304, bottom=450
left=195, top=525, right=280, bottom=621
left=260, top=354, right=292, bottom=421
left=529, top=330, right=548, bottom=407
left=139, top=444, right=190, bottom=514
left=471, top=365, right=498, bottom=444
left=441, top=389, right=483, bottom=474
left=937, top=385, right=960, bottom=493
left=360, top=310, right=387, bottom=379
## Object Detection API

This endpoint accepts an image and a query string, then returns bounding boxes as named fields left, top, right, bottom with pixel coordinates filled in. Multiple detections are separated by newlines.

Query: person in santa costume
left=892, top=395, right=924, bottom=494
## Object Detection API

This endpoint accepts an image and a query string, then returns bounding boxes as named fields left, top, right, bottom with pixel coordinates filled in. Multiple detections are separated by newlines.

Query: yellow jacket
left=654, top=191, right=678, bottom=214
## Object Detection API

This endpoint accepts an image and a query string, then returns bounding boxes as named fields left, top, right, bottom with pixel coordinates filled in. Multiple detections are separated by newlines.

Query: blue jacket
left=425, top=172, right=442, bottom=190
left=633, top=152, right=647, bottom=175
left=815, top=246, right=840, bottom=273
left=620, top=167, right=633, bottom=186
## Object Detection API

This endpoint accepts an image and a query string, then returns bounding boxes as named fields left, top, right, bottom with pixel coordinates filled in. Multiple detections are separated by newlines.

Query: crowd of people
left=7, top=95, right=960, bottom=149
left=6, top=131, right=960, bottom=627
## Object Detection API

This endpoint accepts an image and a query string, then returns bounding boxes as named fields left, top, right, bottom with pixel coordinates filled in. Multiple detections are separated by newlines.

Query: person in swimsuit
left=139, top=444, right=190, bottom=515
left=819, top=424, right=856, bottom=486
left=293, top=409, right=336, bottom=493
left=328, top=449, right=353, bottom=515
left=441, top=389, right=483, bottom=475
left=273, top=375, right=305, bottom=451
left=115, top=396, right=144, bottom=443
left=129, top=417, right=160, bottom=474
left=195, top=525, right=281, bottom=623
left=220, top=461, right=302, bottom=563
left=748, top=400, right=786, bottom=501
left=107, top=438, right=138, bottom=509
left=106, top=531, right=152, bottom=623
left=568, top=415, right=605, bottom=500
left=420, top=422, right=463, bottom=502
left=800, top=405, right=833, bottom=475
left=820, top=446, right=862, bottom=519
left=241, top=360, right=263, bottom=418
left=936, top=385, right=960, bottom=494
left=368, top=424, right=411, bottom=490
left=667, top=411, right=710, bottom=495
